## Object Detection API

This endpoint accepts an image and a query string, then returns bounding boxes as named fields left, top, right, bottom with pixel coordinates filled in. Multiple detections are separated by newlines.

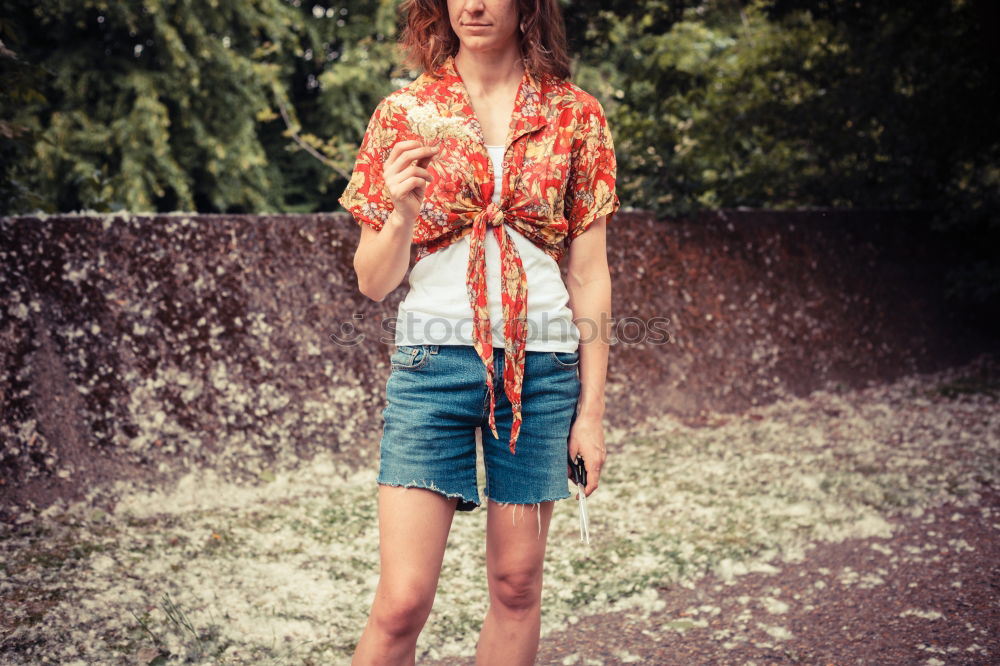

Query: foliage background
left=1, top=0, right=997, bottom=311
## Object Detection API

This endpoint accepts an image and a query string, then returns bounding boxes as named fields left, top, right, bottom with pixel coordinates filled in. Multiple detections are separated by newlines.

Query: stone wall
left=1, top=210, right=992, bottom=513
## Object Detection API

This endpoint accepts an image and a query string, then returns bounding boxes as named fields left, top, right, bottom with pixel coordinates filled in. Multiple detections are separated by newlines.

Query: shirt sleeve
left=564, top=98, right=621, bottom=244
left=338, top=97, right=395, bottom=232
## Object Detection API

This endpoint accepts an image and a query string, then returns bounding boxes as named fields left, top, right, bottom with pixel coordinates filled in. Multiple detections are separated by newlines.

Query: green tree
left=0, top=0, right=400, bottom=214
left=564, top=0, right=998, bottom=311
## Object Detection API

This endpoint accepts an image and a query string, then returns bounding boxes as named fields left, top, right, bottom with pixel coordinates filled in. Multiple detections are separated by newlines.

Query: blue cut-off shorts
left=377, top=343, right=581, bottom=511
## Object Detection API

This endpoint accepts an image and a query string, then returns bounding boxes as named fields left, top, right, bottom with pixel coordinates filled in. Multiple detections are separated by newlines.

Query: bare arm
left=353, top=140, right=439, bottom=301
left=564, top=214, right=611, bottom=497
left=354, top=211, right=416, bottom=302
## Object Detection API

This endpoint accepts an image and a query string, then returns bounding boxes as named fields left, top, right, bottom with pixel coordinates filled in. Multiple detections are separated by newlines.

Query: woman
left=339, top=0, right=619, bottom=663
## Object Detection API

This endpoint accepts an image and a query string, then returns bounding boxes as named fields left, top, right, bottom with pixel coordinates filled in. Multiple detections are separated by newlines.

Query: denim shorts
left=377, top=343, right=581, bottom=511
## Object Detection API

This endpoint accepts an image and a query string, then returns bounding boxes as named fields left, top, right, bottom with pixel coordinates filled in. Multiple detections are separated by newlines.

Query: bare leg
left=352, top=484, right=459, bottom=666
left=475, top=500, right=555, bottom=666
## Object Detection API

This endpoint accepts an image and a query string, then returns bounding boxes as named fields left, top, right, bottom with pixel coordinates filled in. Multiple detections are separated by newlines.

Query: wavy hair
left=396, top=0, right=572, bottom=81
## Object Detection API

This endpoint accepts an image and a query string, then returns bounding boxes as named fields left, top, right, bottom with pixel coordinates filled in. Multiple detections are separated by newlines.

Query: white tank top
left=393, top=144, right=580, bottom=352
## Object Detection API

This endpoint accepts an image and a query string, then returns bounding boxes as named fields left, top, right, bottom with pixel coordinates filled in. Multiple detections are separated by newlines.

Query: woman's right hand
left=384, top=139, right=439, bottom=225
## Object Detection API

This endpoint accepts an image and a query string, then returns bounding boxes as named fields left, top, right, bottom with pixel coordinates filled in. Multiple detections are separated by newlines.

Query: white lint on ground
left=1, top=354, right=997, bottom=663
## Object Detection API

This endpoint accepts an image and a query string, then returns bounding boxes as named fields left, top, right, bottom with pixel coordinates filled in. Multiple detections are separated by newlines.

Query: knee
left=491, top=568, right=542, bottom=615
left=371, top=583, right=435, bottom=638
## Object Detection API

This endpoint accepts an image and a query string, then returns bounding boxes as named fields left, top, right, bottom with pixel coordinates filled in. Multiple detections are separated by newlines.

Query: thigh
left=485, top=499, right=555, bottom=590
left=375, top=484, right=458, bottom=605
left=482, top=349, right=580, bottom=505
left=378, top=344, right=484, bottom=511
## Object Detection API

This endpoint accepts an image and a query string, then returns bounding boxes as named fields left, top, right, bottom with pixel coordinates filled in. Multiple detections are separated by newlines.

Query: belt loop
left=429, top=344, right=439, bottom=354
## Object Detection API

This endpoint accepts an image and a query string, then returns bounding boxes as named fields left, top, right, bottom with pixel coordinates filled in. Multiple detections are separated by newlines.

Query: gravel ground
left=2, top=354, right=996, bottom=664
left=427, top=483, right=1000, bottom=666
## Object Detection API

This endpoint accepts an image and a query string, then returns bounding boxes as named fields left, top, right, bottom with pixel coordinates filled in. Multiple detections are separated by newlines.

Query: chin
left=463, top=35, right=511, bottom=49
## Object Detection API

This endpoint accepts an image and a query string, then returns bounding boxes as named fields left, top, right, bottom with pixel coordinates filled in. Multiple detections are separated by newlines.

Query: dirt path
left=2, top=355, right=997, bottom=664
left=427, top=483, right=1000, bottom=665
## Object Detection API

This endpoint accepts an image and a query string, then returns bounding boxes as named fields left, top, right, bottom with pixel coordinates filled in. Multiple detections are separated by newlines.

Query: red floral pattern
left=339, top=54, right=620, bottom=455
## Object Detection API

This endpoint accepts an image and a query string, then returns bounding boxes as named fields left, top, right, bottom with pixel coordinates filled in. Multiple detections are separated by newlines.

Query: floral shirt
left=339, top=54, right=620, bottom=456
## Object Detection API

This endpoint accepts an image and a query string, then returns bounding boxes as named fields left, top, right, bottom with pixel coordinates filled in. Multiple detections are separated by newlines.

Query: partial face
left=447, top=0, right=520, bottom=52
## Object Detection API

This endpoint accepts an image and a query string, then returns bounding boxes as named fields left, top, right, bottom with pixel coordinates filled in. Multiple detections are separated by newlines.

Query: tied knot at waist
left=478, top=202, right=506, bottom=228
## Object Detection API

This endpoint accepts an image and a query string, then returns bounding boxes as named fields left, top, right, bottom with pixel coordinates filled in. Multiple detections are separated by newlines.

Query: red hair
left=396, top=0, right=572, bottom=80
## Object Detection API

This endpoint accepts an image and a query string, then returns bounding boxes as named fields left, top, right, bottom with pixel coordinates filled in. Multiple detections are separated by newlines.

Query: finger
left=392, top=175, right=431, bottom=200
left=385, top=143, right=432, bottom=178
left=416, top=153, right=436, bottom=169
left=387, top=139, right=423, bottom=165
left=583, top=459, right=600, bottom=496
left=387, top=168, right=432, bottom=191
left=391, top=144, right=439, bottom=172
left=396, top=164, right=433, bottom=183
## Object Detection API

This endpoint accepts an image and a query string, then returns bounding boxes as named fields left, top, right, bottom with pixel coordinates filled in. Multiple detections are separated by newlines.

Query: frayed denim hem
left=377, top=479, right=481, bottom=512
left=484, top=491, right=573, bottom=538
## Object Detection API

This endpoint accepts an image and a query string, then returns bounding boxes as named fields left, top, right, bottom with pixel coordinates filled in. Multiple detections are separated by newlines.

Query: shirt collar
left=434, top=54, right=547, bottom=146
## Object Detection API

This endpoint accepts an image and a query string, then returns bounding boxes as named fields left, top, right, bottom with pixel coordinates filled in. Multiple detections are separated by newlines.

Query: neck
left=453, top=47, right=524, bottom=96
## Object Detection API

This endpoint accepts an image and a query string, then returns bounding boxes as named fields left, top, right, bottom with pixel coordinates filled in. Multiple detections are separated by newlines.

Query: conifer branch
left=274, top=96, right=351, bottom=181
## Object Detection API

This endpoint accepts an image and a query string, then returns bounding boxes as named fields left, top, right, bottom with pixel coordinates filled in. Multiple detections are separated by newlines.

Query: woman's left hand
left=567, top=414, right=607, bottom=498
